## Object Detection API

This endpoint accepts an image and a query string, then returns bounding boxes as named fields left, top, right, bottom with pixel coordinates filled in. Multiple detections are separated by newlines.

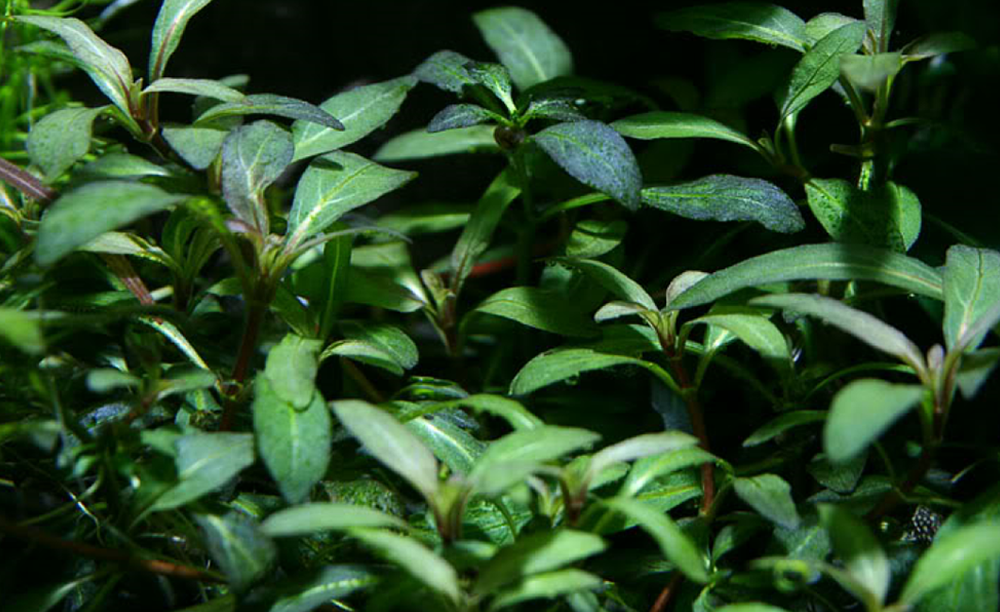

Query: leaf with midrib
left=474, top=530, right=606, bottom=595
left=27, top=106, right=109, bottom=181
left=824, top=379, right=924, bottom=463
left=260, top=503, right=405, bottom=537
left=613, top=112, right=758, bottom=150
left=350, top=528, right=461, bottom=605
left=373, top=125, right=500, bottom=161
left=221, top=121, right=294, bottom=234
left=451, top=169, right=521, bottom=295
left=734, top=474, right=801, bottom=529
left=510, top=348, right=657, bottom=396
left=469, top=286, right=600, bottom=337
left=150, top=432, right=255, bottom=511
left=149, top=0, right=216, bottom=80
left=472, top=7, right=573, bottom=91
left=196, top=94, right=344, bottom=130
left=551, top=257, right=656, bottom=310
left=819, top=504, right=889, bottom=606
left=943, top=245, right=1000, bottom=352
left=656, top=3, right=810, bottom=52
left=901, top=523, right=1000, bottom=605
left=777, top=22, right=866, bottom=121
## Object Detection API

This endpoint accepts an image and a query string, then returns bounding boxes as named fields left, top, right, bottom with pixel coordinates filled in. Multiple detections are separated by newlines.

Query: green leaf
left=405, top=413, right=485, bottom=476
left=612, top=111, right=758, bottom=150
left=194, top=511, right=276, bottom=593
left=565, top=219, right=628, bottom=259
left=489, top=569, right=602, bottom=611
left=585, top=432, right=699, bottom=492
left=818, top=504, right=889, bottom=606
left=808, top=451, right=867, bottom=493
left=264, top=334, right=322, bottom=409
left=533, top=120, right=642, bottom=210
left=669, top=243, right=943, bottom=309
left=823, top=378, right=924, bottom=463
left=450, top=169, right=521, bottom=295
left=428, top=103, right=504, bottom=133
left=716, top=605, right=793, bottom=612
left=221, top=120, right=294, bottom=234
left=805, top=13, right=861, bottom=43
left=902, top=32, right=977, bottom=61
left=151, top=432, right=255, bottom=511
left=196, top=94, right=344, bottom=130
left=510, top=348, right=653, bottom=396
left=332, top=400, right=439, bottom=502
left=350, top=527, right=461, bottom=605
left=743, top=411, right=826, bottom=447
left=552, top=257, right=656, bottom=310
left=901, top=523, right=1000, bottom=605
left=149, top=0, right=216, bottom=81
left=642, top=174, right=804, bottom=233
left=253, top=377, right=330, bottom=504
left=863, top=0, right=899, bottom=53
left=436, top=395, right=543, bottom=431
left=621, top=447, right=720, bottom=497
left=286, top=151, right=416, bottom=250
left=292, top=76, right=418, bottom=162
left=142, top=77, right=245, bottom=102
left=0, top=308, right=44, bottom=354
left=840, top=52, right=903, bottom=91
left=373, top=125, right=499, bottom=161
left=521, top=97, right=587, bottom=123
left=466, top=62, right=516, bottom=113
left=943, top=245, right=1000, bottom=352
left=472, top=7, right=573, bottom=91
left=470, top=286, right=599, bottom=337
left=656, top=3, right=810, bottom=52
left=688, top=308, right=791, bottom=372
left=734, top=474, right=801, bottom=529
left=601, top=496, right=709, bottom=583
left=750, top=293, right=926, bottom=374
left=414, top=50, right=479, bottom=94
left=956, top=348, right=1000, bottom=400
left=267, top=565, right=379, bottom=612
left=78, top=153, right=173, bottom=180
left=16, top=16, right=133, bottom=114
left=162, top=122, right=231, bottom=170
left=36, top=181, right=187, bottom=266
left=777, top=22, right=866, bottom=121
left=341, top=321, right=417, bottom=370
left=261, top=503, right=405, bottom=537
left=475, top=530, right=606, bottom=595
left=27, top=106, right=108, bottom=180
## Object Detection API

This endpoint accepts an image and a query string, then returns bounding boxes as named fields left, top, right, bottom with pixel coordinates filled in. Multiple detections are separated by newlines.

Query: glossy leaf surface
left=472, top=7, right=573, bottom=91
left=943, top=245, right=1000, bottom=352
left=657, top=3, right=810, bottom=52
left=777, top=22, right=865, bottom=120
left=824, top=378, right=924, bottom=462
left=613, top=111, right=758, bottom=149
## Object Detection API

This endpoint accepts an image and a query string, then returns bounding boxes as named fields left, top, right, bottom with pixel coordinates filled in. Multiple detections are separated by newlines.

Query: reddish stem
left=649, top=572, right=685, bottom=612
left=0, top=156, right=57, bottom=202
left=220, top=300, right=267, bottom=431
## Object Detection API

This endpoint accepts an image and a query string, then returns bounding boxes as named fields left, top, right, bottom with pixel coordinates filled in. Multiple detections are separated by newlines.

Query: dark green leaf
left=656, top=3, right=810, bottom=52
left=840, top=52, right=903, bottom=91
left=194, top=511, right=276, bottom=593
left=27, top=106, right=108, bottom=180
left=470, top=286, right=599, bottom=337
left=261, top=503, right=405, bottom=537
left=472, top=7, right=573, bottom=91
left=196, top=94, right=344, bottom=130
left=292, top=76, right=417, bottom=161
left=78, top=153, right=173, bottom=179
left=613, top=111, right=758, bottom=150
left=373, top=125, right=499, bottom=161
left=534, top=120, right=642, bottom=210
left=149, top=0, right=216, bottom=80
left=286, top=151, right=416, bottom=250
left=552, top=257, right=656, bottom=310
left=521, top=97, right=587, bottom=122
left=264, top=334, right=322, bottom=409
left=565, top=219, right=628, bottom=259
left=688, top=308, right=791, bottom=372
left=777, top=22, right=866, bottom=121
left=943, top=245, right=1000, bottom=352
left=863, top=0, right=899, bottom=53
left=489, top=569, right=602, bottom=611
left=350, top=527, right=460, bottom=605
left=734, top=474, right=801, bottom=529
left=475, top=530, right=606, bottom=595
left=0, top=308, right=45, bottom=354
left=151, top=432, right=255, bottom=511
left=716, top=605, right=793, bottom=612
left=823, top=378, right=924, bottom=463
left=36, top=181, right=187, bottom=266
left=142, top=77, right=245, bottom=102
left=819, top=504, right=889, bottom=606
left=221, top=120, right=294, bottom=234
left=162, top=122, right=231, bottom=170
left=808, top=451, right=867, bottom=493
left=743, top=410, right=826, bottom=447
left=466, top=62, right=516, bottom=112
left=414, top=50, right=478, bottom=94
left=450, top=169, right=521, bottom=295
left=268, top=565, right=379, bottom=612
left=510, top=348, right=656, bottom=396
left=901, top=523, right=1000, bottom=605
left=902, top=32, right=977, bottom=61
left=428, top=103, right=504, bottom=133
left=669, top=243, right=943, bottom=309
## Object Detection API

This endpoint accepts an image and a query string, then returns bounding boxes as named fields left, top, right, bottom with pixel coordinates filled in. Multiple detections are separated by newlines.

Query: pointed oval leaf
left=489, top=569, right=602, bottom=611
left=475, top=530, right=606, bottom=595
left=151, top=432, right=255, bottom=511
left=149, top=0, right=216, bottom=80
left=743, top=410, right=826, bottom=447
left=78, top=153, right=173, bottom=180
left=341, top=321, right=418, bottom=370
left=16, top=16, right=133, bottom=114
left=162, top=122, right=231, bottom=170
left=36, top=181, right=187, bottom=266
left=669, top=243, right=944, bottom=309
left=552, top=257, right=656, bottom=310
left=777, top=22, right=866, bottom=120
left=287, top=151, right=416, bottom=249
left=428, top=103, right=504, bottom=133
left=734, top=474, right=801, bottom=529
left=601, top=496, right=709, bottom=583
left=268, top=565, right=379, bottom=612
left=818, top=504, right=890, bottom=605
left=470, top=286, right=600, bottom=337
left=472, top=425, right=600, bottom=481
left=414, top=50, right=478, bottom=94
left=0, top=308, right=45, bottom=355
left=622, top=447, right=721, bottom=497
left=322, top=339, right=405, bottom=375
left=656, top=3, right=810, bottom=52
left=840, top=52, right=903, bottom=91
left=196, top=94, right=344, bottom=130
left=27, top=106, right=108, bottom=180
left=901, top=523, right=1000, bottom=605
left=221, top=120, right=293, bottom=233
left=373, top=125, right=499, bottom=161
left=750, top=293, right=925, bottom=374
left=805, top=178, right=920, bottom=253
left=534, top=120, right=642, bottom=210
left=332, top=400, right=439, bottom=502
left=944, top=245, right=1000, bottom=352
left=863, top=0, right=899, bottom=53
left=450, top=169, right=521, bottom=295
left=565, top=218, right=628, bottom=259
left=261, top=502, right=405, bottom=537
left=510, top=348, right=652, bottom=396
left=956, top=348, right=1000, bottom=400
left=805, top=13, right=861, bottom=42
left=405, top=414, right=486, bottom=476
left=689, top=309, right=791, bottom=371
left=350, top=527, right=460, bottom=605
left=436, top=395, right=543, bottom=431
left=292, top=76, right=418, bottom=162
left=472, top=7, right=573, bottom=91
left=613, top=111, right=758, bottom=150
left=264, top=334, right=322, bottom=409
left=586, top=432, right=699, bottom=490
left=642, top=174, right=804, bottom=233
left=902, top=32, right=977, bottom=61
left=143, top=77, right=246, bottom=102
left=823, top=378, right=924, bottom=463
left=466, top=62, right=516, bottom=113
left=195, top=511, right=276, bottom=593
left=253, top=378, right=330, bottom=504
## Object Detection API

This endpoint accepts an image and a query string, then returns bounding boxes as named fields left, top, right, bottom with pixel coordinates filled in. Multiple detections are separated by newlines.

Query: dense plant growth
left=1, top=1, right=998, bottom=611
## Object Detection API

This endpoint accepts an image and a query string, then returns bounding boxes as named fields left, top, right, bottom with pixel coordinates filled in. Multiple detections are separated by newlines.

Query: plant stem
left=220, top=296, right=268, bottom=430
left=0, top=155, right=57, bottom=202
left=649, top=572, right=684, bottom=612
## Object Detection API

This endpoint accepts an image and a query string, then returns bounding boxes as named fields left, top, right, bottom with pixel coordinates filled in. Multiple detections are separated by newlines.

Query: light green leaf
left=253, top=377, right=330, bottom=504
left=901, top=523, right=1000, bottom=605
left=689, top=307, right=791, bottom=372
left=162, top=122, right=231, bottom=170
left=350, top=527, right=460, bottom=605
left=716, top=605, right=793, bottom=612
left=413, top=50, right=478, bottom=94
left=621, top=447, right=720, bottom=497
left=510, top=348, right=654, bottom=396
left=472, top=7, right=573, bottom=91
left=466, top=62, right=516, bottom=113
left=534, top=120, right=642, bottom=210
left=734, top=474, right=801, bottom=529
left=944, top=245, right=1000, bottom=352
left=489, top=569, right=602, bottom=611
left=777, top=22, right=865, bottom=120
left=642, top=174, right=804, bottom=233
left=268, top=565, right=379, bottom=612
left=17, top=16, right=133, bottom=114
left=585, top=432, right=699, bottom=492
left=36, top=181, right=187, bottom=266
left=565, top=218, right=627, bottom=259
left=818, top=504, right=889, bottom=606
left=322, top=339, right=406, bottom=375
left=292, top=76, right=418, bottom=161
left=373, top=125, right=499, bottom=161
left=470, top=425, right=600, bottom=491
left=475, top=530, right=606, bottom=595
left=805, top=13, right=861, bottom=43
left=669, top=243, right=943, bottom=309
left=286, top=151, right=416, bottom=249
left=151, top=432, right=255, bottom=511
left=78, top=153, right=173, bottom=180
left=194, top=511, right=276, bottom=593
left=428, top=103, right=504, bottom=133
left=261, top=503, right=405, bottom=537
left=956, top=348, right=1000, bottom=400
left=656, top=3, right=810, bottom=52
left=601, top=496, right=709, bottom=583
left=264, top=334, right=322, bottom=409
left=902, top=32, right=977, bottom=61
left=612, top=111, right=758, bottom=150
left=840, top=52, right=903, bottom=91
left=750, top=293, right=926, bottom=374
left=332, top=400, right=439, bottom=502
left=824, top=378, right=924, bottom=463
left=450, top=168, right=521, bottom=295
left=743, top=411, right=826, bottom=447
left=0, top=308, right=44, bottom=354
left=435, top=395, right=542, bottom=431
left=27, top=106, right=108, bottom=180
left=470, top=286, right=599, bottom=337
left=552, top=257, right=656, bottom=310
left=142, top=77, right=245, bottom=102
left=341, top=321, right=417, bottom=370
left=221, top=120, right=294, bottom=234
left=405, top=413, right=485, bottom=476
left=196, top=94, right=344, bottom=130
left=149, top=0, right=216, bottom=80
left=863, top=0, right=899, bottom=53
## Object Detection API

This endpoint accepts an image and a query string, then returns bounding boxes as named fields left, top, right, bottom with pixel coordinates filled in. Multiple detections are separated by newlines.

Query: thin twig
left=0, top=156, right=57, bottom=202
